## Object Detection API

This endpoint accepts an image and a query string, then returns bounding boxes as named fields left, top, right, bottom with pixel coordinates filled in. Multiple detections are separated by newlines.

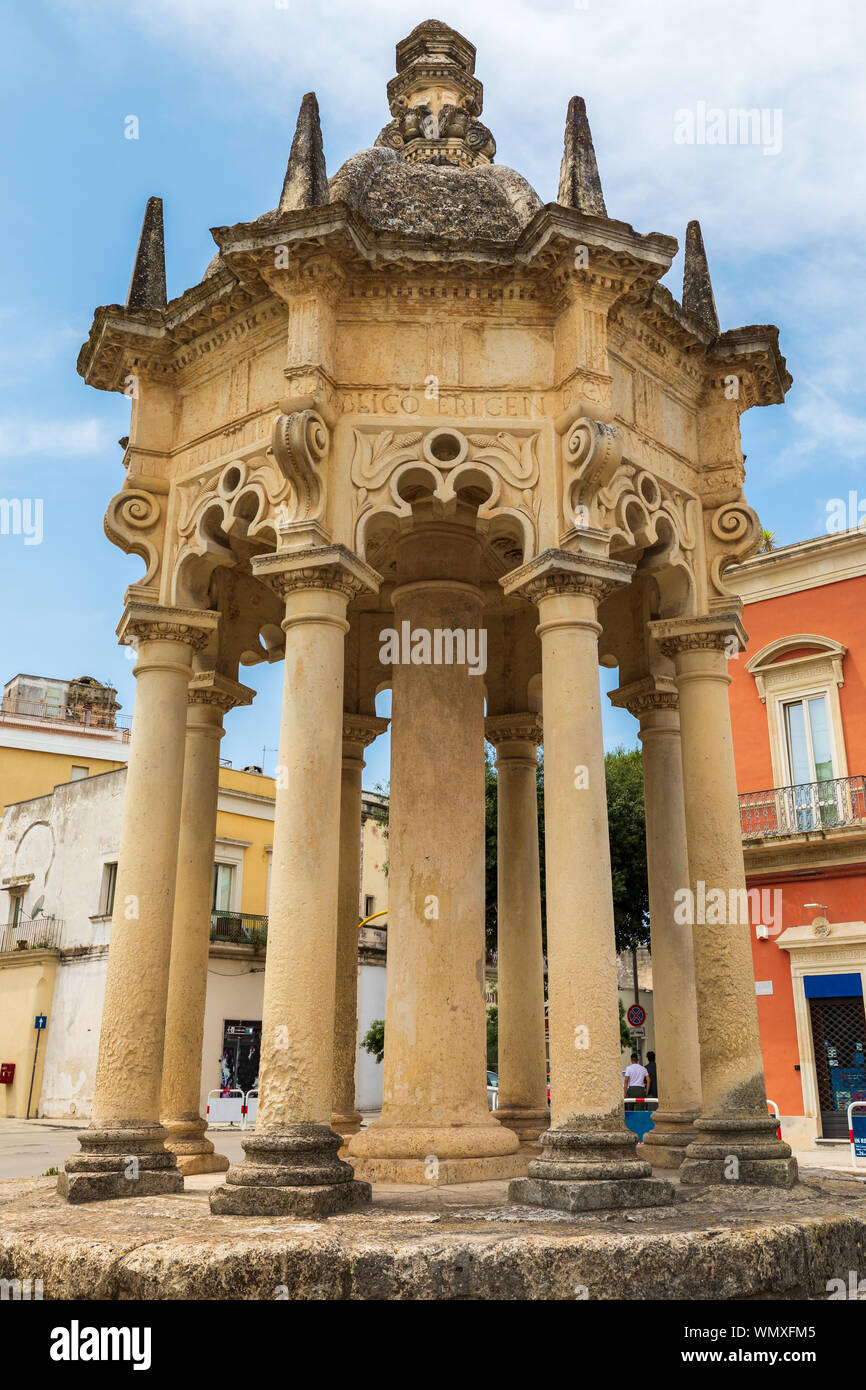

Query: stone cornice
left=188, top=671, right=256, bottom=713
left=343, top=713, right=390, bottom=748
left=650, top=611, right=747, bottom=657
left=116, top=603, right=219, bottom=652
left=252, top=545, right=382, bottom=601
left=501, top=543, right=634, bottom=605
left=608, top=675, right=679, bottom=718
left=485, top=712, right=543, bottom=746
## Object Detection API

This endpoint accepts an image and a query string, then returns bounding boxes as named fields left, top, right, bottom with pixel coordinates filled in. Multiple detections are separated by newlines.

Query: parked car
left=486, top=1070, right=499, bottom=1109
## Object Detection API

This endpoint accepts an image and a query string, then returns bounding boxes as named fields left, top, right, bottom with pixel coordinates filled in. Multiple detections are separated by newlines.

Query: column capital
left=649, top=611, right=747, bottom=658
left=343, top=713, right=389, bottom=749
left=252, top=545, right=381, bottom=603
left=117, top=602, right=219, bottom=653
left=485, top=712, right=543, bottom=748
left=608, top=675, right=679, bottom=719
left=500, top=545, right=633, bottom=607
left=188, top=670, right=256, bottom=714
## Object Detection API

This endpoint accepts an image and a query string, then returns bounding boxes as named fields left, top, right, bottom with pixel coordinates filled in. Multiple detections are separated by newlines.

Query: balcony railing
left=210, top=910, right=268, bottom=948
left=0, top=917, right=62, bottom=953
left=0, top=700, right=131, bottom=739
left=739, top=774, right=866, bottom=840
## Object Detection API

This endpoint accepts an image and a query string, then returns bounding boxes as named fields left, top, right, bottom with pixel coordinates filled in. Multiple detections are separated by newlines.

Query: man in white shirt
left=623, top=1053, right=650, bottom=1099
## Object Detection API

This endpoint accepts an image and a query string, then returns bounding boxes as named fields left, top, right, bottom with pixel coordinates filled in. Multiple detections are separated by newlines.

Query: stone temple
left=61, top=17, right=799, bottom=1217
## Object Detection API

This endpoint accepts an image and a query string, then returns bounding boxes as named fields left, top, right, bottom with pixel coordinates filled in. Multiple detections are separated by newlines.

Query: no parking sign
left=627, top=1004, right=646, bottom=1029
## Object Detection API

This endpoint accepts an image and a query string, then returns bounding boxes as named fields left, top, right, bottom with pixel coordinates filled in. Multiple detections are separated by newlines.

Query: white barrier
left=242, top=1089, right=258, bottom=1128
left=487, top=1084, right=498, bottom=1111
left=766, top=1098, right=781, bottom=1140
left=205, top=1088, right=244, bottom=1125
left=848, top=1100, right=866, bottom=1171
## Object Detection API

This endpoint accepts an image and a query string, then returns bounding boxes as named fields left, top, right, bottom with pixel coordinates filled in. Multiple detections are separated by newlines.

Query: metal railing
left=0, top=699, right=131, bottom=737
left=0, top=917, right=62, bottom=953
left=739, top=774, right=866, bottom=840
left=209, top=910, right=268, bottom=948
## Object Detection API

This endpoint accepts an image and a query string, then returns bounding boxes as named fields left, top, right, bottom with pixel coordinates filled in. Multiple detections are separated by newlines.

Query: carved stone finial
left=280, top=92, right=329, bottom=212
left=126, top=197, right=167, bottom=311
left=557, top=97, right=607, bottom=217
left=682, top=219, right=720, bottom=332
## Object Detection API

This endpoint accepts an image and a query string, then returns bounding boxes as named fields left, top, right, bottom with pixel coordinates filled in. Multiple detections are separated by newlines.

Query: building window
left=744, top=634, right=848, bottom=790
left=213, top=863, right=235, bottom=913
left=99, top=862, right=118, bottom=917
left=70, top=765, right=89, bottom=781
left=783, top=695, right=834, bottom=784
left=364, top=894, right=375, bottom=919
left=11, top=895, right=23, bottom=927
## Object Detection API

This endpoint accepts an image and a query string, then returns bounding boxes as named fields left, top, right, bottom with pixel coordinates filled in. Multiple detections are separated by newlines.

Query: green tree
left=618, top=997, right=633, bottom=1051
left=486, top=1003, right=498, bottom=1069
left=605, top=746, right=650, bottom=956
left=361, top=1018, right=385, bottom=1064
left=485, top=743, right=648, bottom=958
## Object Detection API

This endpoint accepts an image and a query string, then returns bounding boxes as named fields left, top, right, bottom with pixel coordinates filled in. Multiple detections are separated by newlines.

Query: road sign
left=34, top=1015, right=46, bottom=1030
left=626, top=1003, right=646, bottom=1028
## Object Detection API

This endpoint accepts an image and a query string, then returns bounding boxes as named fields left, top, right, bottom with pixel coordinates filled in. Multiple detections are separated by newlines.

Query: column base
left=679, top=1115, right=799, bottom=1189
left=495, top=1106, right=549, bottom=1148
left=331, top=1109, right=363, bottom=1139
left=58, top=1123, right=183, bottom=1204
left=209, top=1124, right=372, bottom=1218
left=162, top=1116, right=229, bottom=1175
left=510, top=1175, right=675, bottom=1212
left=640, top=1108, right=701, bottom=1170
left=508, top=1125, right=675, bottom=1210
left=351, top=1153, right=529, bottom=1186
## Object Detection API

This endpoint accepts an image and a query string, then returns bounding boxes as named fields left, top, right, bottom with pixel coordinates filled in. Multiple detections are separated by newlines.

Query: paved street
left=0, top=1116, right=863, bottom=1183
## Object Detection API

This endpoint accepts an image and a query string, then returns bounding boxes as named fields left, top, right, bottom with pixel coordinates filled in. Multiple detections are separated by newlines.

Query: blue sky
left=1, top=0, right=864, bottom=788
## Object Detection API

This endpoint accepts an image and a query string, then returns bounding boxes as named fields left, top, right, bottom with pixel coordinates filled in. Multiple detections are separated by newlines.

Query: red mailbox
left=0, top=1063, right=15, bottom=1085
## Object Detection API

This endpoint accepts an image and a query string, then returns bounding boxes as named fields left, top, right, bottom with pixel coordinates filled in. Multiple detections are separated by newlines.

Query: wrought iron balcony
left=0, top=699, right=131, bottom=739
left=739, top=774, right=866, bottom=840
left=210, top=910, right=268, bottom=948
left=0, top=917, right=63, bottom=953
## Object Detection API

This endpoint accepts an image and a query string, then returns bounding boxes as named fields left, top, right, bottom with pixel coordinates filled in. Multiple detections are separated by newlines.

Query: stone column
left=650, top=614, right=797, bottom=1186
left=210, top=546, right=380, bottom=1217
left=485, top=712, right=548, bottom=1148
left=59, top=603, right=218, bottom=1203
left=160, top=671, right=254, bottom=1175
left=503, top=544, right=674, bottom=1212
left=332, top=713, right=389, bottom=1140
left=609, top=676, right=702, bottom=1167
left=348, top=510, right=523, bottom=1184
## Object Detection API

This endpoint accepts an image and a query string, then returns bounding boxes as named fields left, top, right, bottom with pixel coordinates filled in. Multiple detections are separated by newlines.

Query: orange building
left=728, top=531, right=866, bottom=1148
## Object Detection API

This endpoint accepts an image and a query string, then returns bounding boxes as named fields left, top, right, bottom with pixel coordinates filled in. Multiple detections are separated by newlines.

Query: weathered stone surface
left=280, top=92, right=329, bottom=211
left=126, top=196, right=167, bottom=311
left=4, top=1170, right=866, bottom=1300
left=557, top=95, right=607, bottom=216
left=510, top=1175, right=675, bottom=1211
left=682, top=218, right=720, bottom=332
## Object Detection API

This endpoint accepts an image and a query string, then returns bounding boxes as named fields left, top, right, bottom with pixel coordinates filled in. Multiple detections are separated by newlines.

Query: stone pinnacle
left=279, top=92, right=329, bottom=212
left=126, top=196, right=167, bottom=311
left=682, top=219, right=720, bottom=332
left=557, top=96, right=607, bottom=217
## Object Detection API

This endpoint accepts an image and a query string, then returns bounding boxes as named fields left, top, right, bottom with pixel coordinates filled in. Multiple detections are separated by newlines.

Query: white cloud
left=0, top=417, right=115, bottom=459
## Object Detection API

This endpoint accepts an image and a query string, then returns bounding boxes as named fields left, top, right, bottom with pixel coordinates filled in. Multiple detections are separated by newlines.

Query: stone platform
left=3, top=1167, right=866, bottom=1299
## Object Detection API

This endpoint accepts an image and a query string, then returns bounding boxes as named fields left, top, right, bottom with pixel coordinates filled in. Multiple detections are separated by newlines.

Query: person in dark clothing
left=646, top=1050, right=658, bottom=1099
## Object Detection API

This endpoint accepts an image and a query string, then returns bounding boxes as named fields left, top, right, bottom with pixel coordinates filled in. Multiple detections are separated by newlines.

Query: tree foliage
left=485, top=743, right=649, bottom=958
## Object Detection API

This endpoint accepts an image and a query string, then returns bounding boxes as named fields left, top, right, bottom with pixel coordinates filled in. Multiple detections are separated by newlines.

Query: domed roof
left=328, top=148, right=542, bottom=243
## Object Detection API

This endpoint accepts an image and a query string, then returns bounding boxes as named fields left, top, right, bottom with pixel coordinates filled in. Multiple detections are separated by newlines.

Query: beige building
left=0, top=741, right=388, bottom=1121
